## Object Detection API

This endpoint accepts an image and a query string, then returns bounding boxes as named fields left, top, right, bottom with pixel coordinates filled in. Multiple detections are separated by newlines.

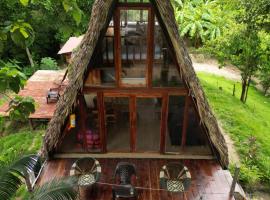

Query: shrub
left=258, top=157, right=270, bottom=185
left=238, top=163, right=262, bottom=191
left=39, top=57, right=59, bottom=70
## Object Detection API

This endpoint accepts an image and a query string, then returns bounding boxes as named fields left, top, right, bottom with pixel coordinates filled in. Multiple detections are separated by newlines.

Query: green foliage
left=198, top=72, right=270, bottom=186
left=0, top=0, right=94, bottom=65
left=62, top=0, right=83, bottom=25
left=239, top=164, right=262, bottom=190
left=8, top=96, right=35, bottom=121
left=175, top=0, right=231, bottom=47
left=204, top=22, right=262, bottom=102
left=0, top=60, right=35, bottom=121
left=0, top=60, right=26, bottom=94
left=0, top=155, right=39, bottom=200
left=0, top=154, right=77, bottom=200
left=7, top=20, right=35, bottom=49
left=258, top=31, right=270, bottom=95
left=39, top=57, right=59, bottom=70
left=32, top=177, right=78, bottom=200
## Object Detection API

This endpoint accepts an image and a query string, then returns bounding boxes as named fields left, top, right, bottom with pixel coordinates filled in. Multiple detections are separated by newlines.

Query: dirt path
left=191, top=54, right=242, bottom=81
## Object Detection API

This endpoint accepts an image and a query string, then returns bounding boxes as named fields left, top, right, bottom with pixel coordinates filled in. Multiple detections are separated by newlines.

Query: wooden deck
left=0, top=70, right=67, bottom=120
left=37, top=158, right=235, bottom=200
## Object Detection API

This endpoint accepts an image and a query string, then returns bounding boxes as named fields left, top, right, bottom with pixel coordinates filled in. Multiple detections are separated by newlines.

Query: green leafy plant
left=258, top=31, right=270, bottom=95
left=0, top=60, right=26, bottom=93
left=175, top=0, right=230, bottom=47
left=238, top=163, right=262, bottom=190
left=0, top=60, right=35, bottom=121
left=39, top=57, right=59, bottom=70
left=0, top=155, right=78, bottom=200
left=5, top=20, right=35, bottom=67
left=8, top=96, right=35, bottom=121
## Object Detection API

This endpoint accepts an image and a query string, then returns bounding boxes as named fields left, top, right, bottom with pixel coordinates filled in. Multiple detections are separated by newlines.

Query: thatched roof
left=42, top=0, right=229, bottom=168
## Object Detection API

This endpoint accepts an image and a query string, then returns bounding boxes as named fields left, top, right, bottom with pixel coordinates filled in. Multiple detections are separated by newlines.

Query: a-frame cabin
left=37, top=0, right=239, bottom=199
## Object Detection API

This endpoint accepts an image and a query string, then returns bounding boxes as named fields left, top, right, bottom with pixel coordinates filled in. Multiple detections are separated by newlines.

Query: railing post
left=230, top=166, right=240, bottom=196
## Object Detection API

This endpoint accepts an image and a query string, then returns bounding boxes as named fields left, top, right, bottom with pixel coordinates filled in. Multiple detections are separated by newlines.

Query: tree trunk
left=240, top=78, right=248, bottom=102
left=265, top=89, right=268, bottom=96
left=26, top=47, right=34, bottom=67
left=244, top=77, right=251, bottom=103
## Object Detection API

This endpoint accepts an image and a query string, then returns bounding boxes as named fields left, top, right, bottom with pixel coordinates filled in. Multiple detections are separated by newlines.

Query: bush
left=238, top=163, right=262, bottom=190
left=39, top=57, right=59, bottom=70
left=258, top=157, right=270, bottom=185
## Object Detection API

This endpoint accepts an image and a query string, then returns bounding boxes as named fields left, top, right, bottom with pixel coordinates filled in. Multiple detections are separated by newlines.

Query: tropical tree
left=175, top=0, right=229, bottom=47
left=0, top=0, right=92, bottom=65
left=204, top=0, right=270, bottom=103
left=0, top=155, right=77, bottom=200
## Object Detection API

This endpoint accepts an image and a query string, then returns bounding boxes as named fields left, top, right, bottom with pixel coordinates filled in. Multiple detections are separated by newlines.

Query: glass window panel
left=136, top=98, right=161, bottom=152
left=58, top=93, right=101, bottom=153
left=83, top=94, right=101, bottom=152
left=166, top=96, right=185, bottom=153
left=186, top=105, right=208, bottom=146
left=120, top=9, right=148, bottom=86
left=85, top=19, right=116, bottom=87
left=106, top=97, right=130, bottom=151
left=153, top=17, right=184, bottom=87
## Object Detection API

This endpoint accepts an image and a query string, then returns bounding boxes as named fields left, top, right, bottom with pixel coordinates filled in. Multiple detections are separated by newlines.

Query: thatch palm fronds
left=0, top=155, right=78, bottom=200
left=31, top=177, right=78, bottom=200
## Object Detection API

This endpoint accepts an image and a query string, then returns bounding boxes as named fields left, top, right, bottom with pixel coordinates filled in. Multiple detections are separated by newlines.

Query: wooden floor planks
left=37, top=158, right=234, bottom=200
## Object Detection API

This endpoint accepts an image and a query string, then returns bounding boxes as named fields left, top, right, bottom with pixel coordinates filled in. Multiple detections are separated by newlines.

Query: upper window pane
left=85, top=20, right=116, bottom=87
left=120, top=9, right=148, bottom=86
left=152, top=17, right=184, bottom=87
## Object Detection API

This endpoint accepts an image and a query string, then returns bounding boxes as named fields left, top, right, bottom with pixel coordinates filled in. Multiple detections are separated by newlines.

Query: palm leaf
left=0, top=155, right=41, bottom=200
left=0, top=171, right=22, bottom=199
left=10, top=155, right=41, bottom=178
left=190, top=23, right=197, bottom=37
left=180, top=23, right=193, bottom=36
left=31, top=177, right=78, bottom=200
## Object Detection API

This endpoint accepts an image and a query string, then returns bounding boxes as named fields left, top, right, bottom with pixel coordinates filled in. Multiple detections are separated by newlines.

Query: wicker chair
left=160, top=163, right=191, bottom=193
left=112, top=162, right=137, bottom=200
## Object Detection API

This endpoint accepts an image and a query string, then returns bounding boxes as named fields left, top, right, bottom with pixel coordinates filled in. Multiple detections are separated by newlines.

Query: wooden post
left=78, top=95, right=87, bottom=150
left=230, top=166, right=240, bottom=196
left=147, top=6, right=155, bottom=88
left=97, top=92, right=106, bottom=153
left=130, top=96, right=137, bottom=152
left=232, top=84, right=236, bottom=96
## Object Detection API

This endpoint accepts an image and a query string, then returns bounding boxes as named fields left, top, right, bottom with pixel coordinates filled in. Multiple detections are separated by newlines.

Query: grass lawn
left=197, top=72, right=270, bottom=187
left=0, top=127, right=43, bottom=167
left=0, top=123, right=45, bottom=199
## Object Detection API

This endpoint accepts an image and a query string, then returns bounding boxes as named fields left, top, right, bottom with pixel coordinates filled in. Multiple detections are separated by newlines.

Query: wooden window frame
left=115, top=4, right=154, bottom=88
left=91, top=90, right=190, bottom=154
left=81, top=2, right=192, bottom=154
